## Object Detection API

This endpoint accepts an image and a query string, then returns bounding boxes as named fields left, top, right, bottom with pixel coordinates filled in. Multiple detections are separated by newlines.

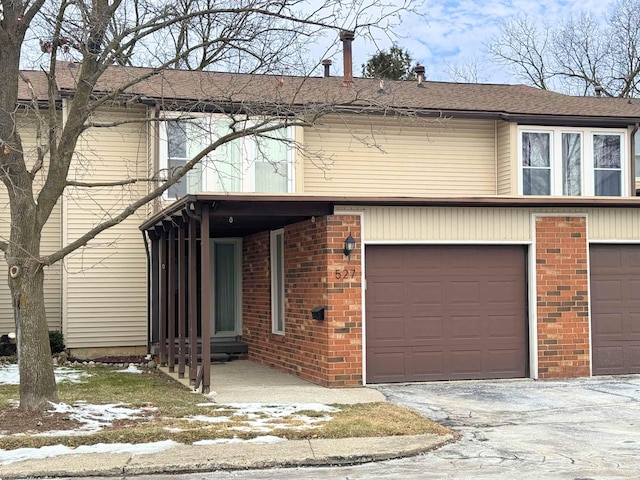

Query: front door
left=210, top=239, right=242, bottom=337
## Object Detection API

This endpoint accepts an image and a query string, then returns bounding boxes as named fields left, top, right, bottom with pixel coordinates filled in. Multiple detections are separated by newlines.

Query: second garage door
left=590, top=244, right=640, bottom=375
left=365, top=245, right=528, bottom=383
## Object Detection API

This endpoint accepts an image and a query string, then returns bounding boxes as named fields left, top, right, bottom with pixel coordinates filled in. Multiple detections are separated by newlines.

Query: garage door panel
left=592, top=280, right=622, bottom=302
left=449, top=350, right=483, bottom=376
left=407, top=316, right=443, bottom=341
left=486, top=348, right=525, bottom=374
left=408, top=282, right=443, bottom=305
left=594, top=313, right=623, bottom=336
left=366, top=245, right=528, bottom=383
left=367, top=315, right=404, bottom=343
left=591, top=245, right=640, bottom=375
left=410, top=350, right=445, bottom=380
left=365, top=350, right=406, bottom=383
left=628, top=316, right=640, bottom=335
left=368, top=281, right=404, bottom=304
left=487, top=315, right=525, bottom=339
left=448, top=281, right=480, bottom=305
left=628, top=346, right=640, bottom=372
left=486, top=280, right=524, bottom=305
left=450, top=315, right=482, bottom=340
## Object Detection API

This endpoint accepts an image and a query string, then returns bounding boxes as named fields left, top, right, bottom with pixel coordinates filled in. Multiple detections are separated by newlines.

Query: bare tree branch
left=66, top=177, right=160, bottom=188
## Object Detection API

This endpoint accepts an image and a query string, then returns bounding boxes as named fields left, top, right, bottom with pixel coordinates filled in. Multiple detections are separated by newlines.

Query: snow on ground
left=0, top=364, right=337, bottom=466
left=117, top=364, right=143, bottom=374
left=193, top=435, right=284, bottom=445
left=0, top=435, right=288, bottom=465
left=44, top=402, right=157, bottom=435
left=0, top=439, right=180, bottom=465
left=185, top=403, right=339, bottom=432
left=0, top=364, right=92, bottom=385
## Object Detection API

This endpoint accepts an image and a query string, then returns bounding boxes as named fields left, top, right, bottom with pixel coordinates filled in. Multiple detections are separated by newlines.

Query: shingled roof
left=19, top=62, right=640, bottom=125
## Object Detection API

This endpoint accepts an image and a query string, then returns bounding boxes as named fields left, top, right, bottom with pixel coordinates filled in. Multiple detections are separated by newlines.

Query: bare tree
left=0, top=0, right=414, bottom=411
left=488, top=0, right=640, bottom=97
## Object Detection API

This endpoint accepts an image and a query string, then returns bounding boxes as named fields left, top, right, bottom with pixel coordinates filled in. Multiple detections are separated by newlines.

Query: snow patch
left=0, top=440, right=179, bottom=466
left=45, top=402, right=157, bottom=435
left=117, top=364, right=143, bottom=374
left=193, top=435, right=285, bottom=445
left=0, top=364, right=92, bottom=385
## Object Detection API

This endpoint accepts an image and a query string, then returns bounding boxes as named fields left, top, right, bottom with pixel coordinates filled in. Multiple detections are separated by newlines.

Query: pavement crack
left=307, top=439, right=316, bottom=459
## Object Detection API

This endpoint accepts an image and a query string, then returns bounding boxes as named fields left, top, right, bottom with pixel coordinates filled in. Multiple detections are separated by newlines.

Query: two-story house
left=3, top=35, right=640, bottom=389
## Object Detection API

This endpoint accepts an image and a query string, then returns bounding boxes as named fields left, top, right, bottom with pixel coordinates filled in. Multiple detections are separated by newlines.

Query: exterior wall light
left=344, top=234, right=356, bottom=257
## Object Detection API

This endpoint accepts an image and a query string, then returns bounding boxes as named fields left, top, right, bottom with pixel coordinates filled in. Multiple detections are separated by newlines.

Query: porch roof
left=140, top=194, right=640, bottom=237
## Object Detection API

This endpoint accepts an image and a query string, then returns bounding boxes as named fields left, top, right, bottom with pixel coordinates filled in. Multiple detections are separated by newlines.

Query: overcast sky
left=339, top=0, right=619, bottom=84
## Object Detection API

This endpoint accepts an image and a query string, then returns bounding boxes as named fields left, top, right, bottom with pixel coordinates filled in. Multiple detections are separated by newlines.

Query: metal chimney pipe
left=322, top=59, right=332, bottom=78
left=414, top=64, right=426, bottom=86
left=340, top=30, right=355, bottom=87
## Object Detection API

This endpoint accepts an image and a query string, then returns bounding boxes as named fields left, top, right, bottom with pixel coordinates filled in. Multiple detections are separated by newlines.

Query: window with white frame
left=270, top=229, right=285, bottom=335
left=160, top=115, right=295, bottom=200
left=519, top=127, right=627, bottom=196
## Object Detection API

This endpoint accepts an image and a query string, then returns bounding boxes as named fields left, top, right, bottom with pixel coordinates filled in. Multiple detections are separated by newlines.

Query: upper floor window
left=160, top=115, right=295, bottom=200
left=519, top=127, right=627, bottom=196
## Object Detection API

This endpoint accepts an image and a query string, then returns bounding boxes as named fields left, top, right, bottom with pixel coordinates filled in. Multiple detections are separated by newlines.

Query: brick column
left=535, top=216, right=590, bottom=379
left=326, top=215, right=363, bottom=387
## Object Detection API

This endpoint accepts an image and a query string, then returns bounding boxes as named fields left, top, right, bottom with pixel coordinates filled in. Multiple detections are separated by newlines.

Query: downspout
left=632, top=123, right=639, bottom=196
left=142, top=230, right=151, bottom=354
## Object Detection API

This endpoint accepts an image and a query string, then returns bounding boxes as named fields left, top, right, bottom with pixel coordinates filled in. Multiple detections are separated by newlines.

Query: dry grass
left=0, top=365, right=448, bottom=450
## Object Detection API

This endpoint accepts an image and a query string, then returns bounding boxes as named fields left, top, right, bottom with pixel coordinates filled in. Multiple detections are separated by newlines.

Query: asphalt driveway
left=61, top=376, right=640, bottom=480
left=376, top=376, right=640, bottom=479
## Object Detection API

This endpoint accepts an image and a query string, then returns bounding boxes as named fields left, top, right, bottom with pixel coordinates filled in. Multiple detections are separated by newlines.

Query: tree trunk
left=12, top=263, right=57, bottom=411
left=6, top=177, right=58, bottom=411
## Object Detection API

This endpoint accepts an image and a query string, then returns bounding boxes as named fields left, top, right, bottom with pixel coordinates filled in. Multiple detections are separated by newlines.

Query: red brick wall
left=535, top=216, right=590, bottom=379
left=325, top=215, right=362, bottom=387
left=241, top=215, right=363, bottom=387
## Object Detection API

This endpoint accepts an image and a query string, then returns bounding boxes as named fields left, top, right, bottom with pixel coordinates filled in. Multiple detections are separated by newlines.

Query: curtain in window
left=562, top=133, right=581, bottom=196
left=593, top=135, right=621, bottom=196
left=166, top=120, right=203, bottom=199
left=522, top=132, right=551, bottom=195
left=214, top=121, right=242, bottom=192
left=214, top=243, right=236, bottom=334
left=255, top=129, right=288, bottom=192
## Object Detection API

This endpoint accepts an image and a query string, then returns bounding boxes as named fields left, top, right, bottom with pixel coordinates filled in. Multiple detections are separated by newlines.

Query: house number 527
left=335, top=269, right=356, bottom=279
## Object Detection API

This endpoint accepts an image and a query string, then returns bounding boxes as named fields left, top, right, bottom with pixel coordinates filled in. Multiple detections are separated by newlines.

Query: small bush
left=49, top=330, right=65, bottom=354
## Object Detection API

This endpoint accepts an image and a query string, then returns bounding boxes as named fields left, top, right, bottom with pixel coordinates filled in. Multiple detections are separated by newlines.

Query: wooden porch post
left=188, top=218, right=198, bottom=385
left=167, top=225, right=176, bottom=372
left=177, top=220, right=187, bottom=378
left=158, top=228, right=168, bottom=366
left=199, top=204, right=211, bottom=394
left=147, top=230, right=160, bottom=347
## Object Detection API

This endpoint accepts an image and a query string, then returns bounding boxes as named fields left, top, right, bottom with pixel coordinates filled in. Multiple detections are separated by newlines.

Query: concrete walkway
left=163, top=359, right=386, bottom=404
left=0, top=361, right=453, bottom=479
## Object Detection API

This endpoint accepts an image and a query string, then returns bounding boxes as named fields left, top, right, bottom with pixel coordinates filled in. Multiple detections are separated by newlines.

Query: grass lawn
left=0, top=365, right=448, bottom=450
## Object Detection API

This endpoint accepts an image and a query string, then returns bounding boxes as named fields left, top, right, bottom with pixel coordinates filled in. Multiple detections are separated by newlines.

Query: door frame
left=209, top=238, right=243, bottom=338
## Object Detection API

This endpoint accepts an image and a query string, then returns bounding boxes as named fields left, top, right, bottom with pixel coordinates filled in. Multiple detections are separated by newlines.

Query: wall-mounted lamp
left=344, top=234, right=356, bottom=258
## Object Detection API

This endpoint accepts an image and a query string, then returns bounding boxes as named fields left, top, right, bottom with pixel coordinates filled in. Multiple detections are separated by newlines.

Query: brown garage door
left=590, top=245, right=640, bottom=375
left=365, top=245, right=528, bottom=383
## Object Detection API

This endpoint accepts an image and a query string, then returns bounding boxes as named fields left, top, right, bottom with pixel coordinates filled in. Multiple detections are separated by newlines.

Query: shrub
left=49, top=330, right=65, bottom=354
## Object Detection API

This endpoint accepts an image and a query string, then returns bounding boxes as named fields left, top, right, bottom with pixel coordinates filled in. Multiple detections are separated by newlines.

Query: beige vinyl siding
left=497, top=121, right=516, bottom=195
left=337, top=205, right=640, bottom=242
left=63, top=105, right=148, bottom=349
left=588, top=208, right=640, bottom=240
left=0, top=113, right=62, bottom=335
left=303, top=115, right=497, bottom=196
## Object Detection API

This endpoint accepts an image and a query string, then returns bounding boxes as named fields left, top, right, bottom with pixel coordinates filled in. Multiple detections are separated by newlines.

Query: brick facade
left=241, top=215, right=362, bottom=387
left=535, top=216, right=590, bottom=379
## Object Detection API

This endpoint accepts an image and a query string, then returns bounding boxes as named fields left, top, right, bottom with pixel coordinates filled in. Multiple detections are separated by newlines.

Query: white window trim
left=159, top=113, right=296, bottom=199
left=270, top=229, right=285, bottom=335
left=517, top=126, right=628, bottom=197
